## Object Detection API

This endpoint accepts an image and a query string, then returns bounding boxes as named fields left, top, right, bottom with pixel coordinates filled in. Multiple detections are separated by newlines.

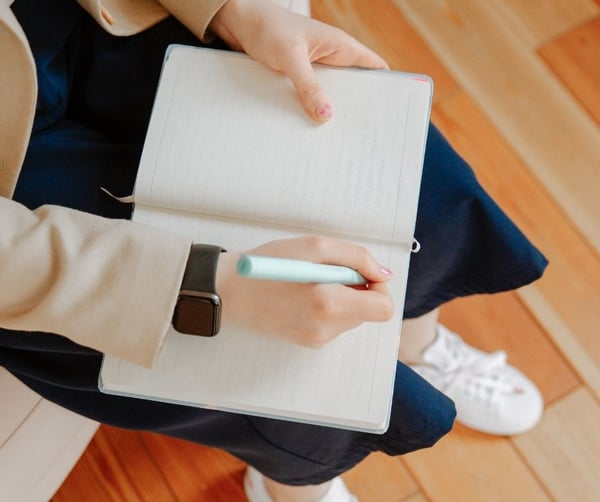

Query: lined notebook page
left=105, top=209, right=410, bottom=431
left=100, top=46, right=432, bottom=432
left=134, top=46, right=431, bottom=244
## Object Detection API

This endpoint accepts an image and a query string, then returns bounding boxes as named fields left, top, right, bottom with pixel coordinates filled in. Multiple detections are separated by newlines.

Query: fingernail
left=316, top=102, right=334, bottom=120
left=379, top=266, right=393, bottom=277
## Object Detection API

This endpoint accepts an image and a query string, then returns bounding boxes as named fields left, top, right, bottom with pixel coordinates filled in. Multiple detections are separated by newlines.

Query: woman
left=0, top=1, right=547, bottom=500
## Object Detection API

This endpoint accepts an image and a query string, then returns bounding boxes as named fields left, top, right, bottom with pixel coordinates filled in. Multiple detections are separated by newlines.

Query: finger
left=280, top=52, right=334, bottom=123
left=313, top=30, right=389, bottom=70
left=321, top=238, right=393, bottom=283
left=317, top=45, right=389, bottom=71
left=252, top=236, right=394, bottom=283
left=344, top=246, right=393, bottom=284
left=336, top=283, right=395, bottom=323
left=291, top=236, right=394, bottom=283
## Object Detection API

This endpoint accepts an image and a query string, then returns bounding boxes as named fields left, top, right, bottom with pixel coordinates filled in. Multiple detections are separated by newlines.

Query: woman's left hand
left=210, top=0, right=388, bottom=123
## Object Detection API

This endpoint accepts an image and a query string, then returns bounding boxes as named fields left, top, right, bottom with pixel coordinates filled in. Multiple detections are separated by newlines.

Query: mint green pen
left=237, top=255, right=367, bottom=285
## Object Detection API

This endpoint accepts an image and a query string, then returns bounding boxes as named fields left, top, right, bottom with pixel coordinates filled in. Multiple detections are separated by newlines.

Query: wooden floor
left=53, top=1, right=600, bottom=501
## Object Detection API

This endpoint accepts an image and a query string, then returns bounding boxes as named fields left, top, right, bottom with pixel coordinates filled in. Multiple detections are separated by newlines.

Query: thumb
left=283, top=56, right=334, bottom=123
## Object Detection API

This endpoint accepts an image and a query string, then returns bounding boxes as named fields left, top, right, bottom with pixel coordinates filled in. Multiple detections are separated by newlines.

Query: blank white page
left=134, top=46, right=432, bottom=244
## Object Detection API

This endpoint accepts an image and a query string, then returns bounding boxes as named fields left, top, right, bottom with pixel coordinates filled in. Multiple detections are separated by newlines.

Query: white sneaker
left=244, top=466, right=357, bottom=502
left=409, top=325, right=543, bottom=435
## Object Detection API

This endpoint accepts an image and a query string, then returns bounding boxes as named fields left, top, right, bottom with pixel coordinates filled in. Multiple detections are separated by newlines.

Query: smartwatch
left=172, top=244, right=225, bottom=337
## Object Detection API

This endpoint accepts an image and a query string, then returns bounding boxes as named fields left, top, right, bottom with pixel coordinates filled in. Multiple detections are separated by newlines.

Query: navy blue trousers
left=1, top=0, right=546, bottom=484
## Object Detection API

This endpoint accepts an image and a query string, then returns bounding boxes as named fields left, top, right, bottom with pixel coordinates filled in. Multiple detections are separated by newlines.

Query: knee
left=419, top=393, right=456, bottom=448
left=380, top=363, right=456, bottom=454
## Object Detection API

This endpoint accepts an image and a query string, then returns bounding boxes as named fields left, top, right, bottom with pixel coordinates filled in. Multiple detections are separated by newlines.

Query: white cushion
left=0, top=368, right=99, bottom=502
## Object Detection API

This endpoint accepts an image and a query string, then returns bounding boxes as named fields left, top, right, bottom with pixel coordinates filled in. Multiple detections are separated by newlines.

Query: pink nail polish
left=316, top=102, right=334, bottom=120
left=380, top=267, right=393, bottom=277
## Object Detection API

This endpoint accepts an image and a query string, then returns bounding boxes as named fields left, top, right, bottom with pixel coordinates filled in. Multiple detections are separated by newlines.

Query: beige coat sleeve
left=75, top=0, right=228, bottom=41
left=0, top=0, right=228, bottom=367
left=154, top=0, right=228, bottom=41
left=0, top=198, right=191, bottom=367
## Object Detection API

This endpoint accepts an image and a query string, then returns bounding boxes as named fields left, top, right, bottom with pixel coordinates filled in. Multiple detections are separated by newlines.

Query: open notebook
left=99, top=45, right=432, bottom=433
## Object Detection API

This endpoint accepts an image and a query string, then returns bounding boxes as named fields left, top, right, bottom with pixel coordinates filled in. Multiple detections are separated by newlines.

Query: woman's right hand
left=216, top=235, right=394, bottom=348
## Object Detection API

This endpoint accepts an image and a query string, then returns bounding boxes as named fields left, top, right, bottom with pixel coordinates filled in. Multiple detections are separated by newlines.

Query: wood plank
left=402, top=493, right=429, bottom=502
left=490, top=0, right=599, bottom=48
left=141, top=431, right=247, bottom=501
left=402, top=494, right=429, bottom=502
left=310, top=0, right=458, bottom=100
left=395, top=0, right=600, bottom=253
left=53, top=445, right=113, bottom=502
left=342, top=451, right=419, bottom=501
left=53, top=426, right=176, bottom=502
left=402, top=425, right=550, bottom=502
left=513, top=387, right=600, bottom=502
left=431, top=91, right=600, bottom=396
left=538, top=16, right=600, bottom=126
left=518, top=285, right=600, bottom=400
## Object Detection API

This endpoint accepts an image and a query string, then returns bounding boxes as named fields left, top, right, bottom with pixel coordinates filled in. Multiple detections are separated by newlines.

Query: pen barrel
left=237, top=255, right=367, bottom=285
left=305, top=262, right=367, bottom=285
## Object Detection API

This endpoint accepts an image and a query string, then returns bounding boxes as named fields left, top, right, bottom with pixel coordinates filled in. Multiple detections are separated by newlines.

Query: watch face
left=173, top=294, right=221, bottom=337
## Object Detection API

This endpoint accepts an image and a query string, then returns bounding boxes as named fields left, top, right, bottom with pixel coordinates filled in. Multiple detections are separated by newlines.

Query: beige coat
left=0, top=0, right=227, bottom=367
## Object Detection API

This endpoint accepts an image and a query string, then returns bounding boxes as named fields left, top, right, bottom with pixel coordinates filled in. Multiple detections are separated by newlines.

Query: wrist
left=210, top=0, right=266, bottom=51
left=172, top=244, right=225, bottom=337
left=210, top=0, right=245, bottom=49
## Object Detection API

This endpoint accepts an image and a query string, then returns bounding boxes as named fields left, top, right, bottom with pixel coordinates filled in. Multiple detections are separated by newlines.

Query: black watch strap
left=172, top=244, right=225, bottom=337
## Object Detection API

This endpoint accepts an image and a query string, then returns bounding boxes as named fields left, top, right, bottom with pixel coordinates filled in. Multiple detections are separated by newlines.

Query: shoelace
left=438, top=334, right=519, bottom=403
left=448, top=351, right=518, bottom=400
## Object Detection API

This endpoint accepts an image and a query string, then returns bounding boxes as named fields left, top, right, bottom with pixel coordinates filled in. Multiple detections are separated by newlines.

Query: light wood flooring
left=53, top=1, right=600, bottom=500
